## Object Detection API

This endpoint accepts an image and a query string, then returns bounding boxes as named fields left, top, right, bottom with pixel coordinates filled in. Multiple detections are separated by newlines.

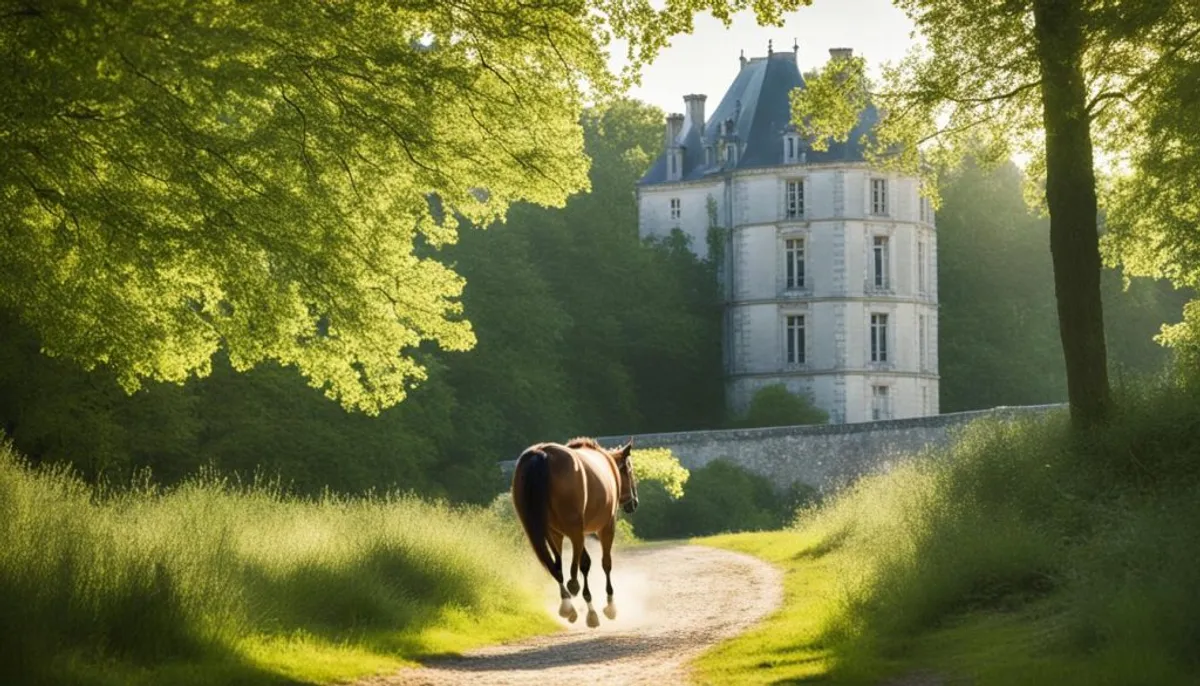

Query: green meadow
left=0, top=441, right=558, bottom=686
left=695, top=375, right=1200, bottom=685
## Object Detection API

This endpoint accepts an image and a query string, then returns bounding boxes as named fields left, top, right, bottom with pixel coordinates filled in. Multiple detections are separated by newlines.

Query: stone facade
left=636, top=47, right=940, bottom=423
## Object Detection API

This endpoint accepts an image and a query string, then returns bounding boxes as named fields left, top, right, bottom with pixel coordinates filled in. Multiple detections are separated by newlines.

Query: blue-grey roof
left=638, top=52, right=880, bottom=186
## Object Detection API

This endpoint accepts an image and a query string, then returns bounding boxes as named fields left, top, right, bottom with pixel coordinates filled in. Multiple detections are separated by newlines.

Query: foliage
left=0, top=0, right=807, bottom=413
left=631, top=447, right=690, bottom=500
left=0, top=98, right=725, bottom=501
left=698, top=373, right=1200, bottom=684
left=1102, top=33, right=1200, bottom=362
left=790, top=0, right=1200, bottom=427
left=630, top=459, right=809, bottom=540
left=728, top=384, right=828, bottom=428
left=935, top=157, right=1186, bottom=411
left=0, top=439, right=556, bottom=686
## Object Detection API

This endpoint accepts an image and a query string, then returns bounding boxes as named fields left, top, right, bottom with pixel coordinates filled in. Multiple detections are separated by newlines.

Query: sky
left=610, top=0, right=921, bottom=116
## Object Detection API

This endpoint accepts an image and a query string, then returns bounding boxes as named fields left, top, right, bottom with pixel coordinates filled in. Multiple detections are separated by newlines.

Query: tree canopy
left=0, top=0, right=807, bottom=414
left=790, top=0, right=1200, bottom=428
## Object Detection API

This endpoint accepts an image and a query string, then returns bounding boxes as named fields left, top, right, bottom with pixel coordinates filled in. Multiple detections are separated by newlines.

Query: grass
left=0, top=442, right=559, bottom=686
left=694, top=374, right=1200, bottom=685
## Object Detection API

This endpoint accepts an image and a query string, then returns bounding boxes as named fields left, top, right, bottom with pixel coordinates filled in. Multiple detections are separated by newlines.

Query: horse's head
left=614, top=439, right=638, bottom=514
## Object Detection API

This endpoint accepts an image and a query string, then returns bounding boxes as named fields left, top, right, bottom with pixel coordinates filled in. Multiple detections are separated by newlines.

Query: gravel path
left=358, top=541, right=782, bottom=686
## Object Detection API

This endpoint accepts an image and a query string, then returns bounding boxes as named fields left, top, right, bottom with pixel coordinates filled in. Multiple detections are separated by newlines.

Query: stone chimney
left=665, top=113, right=684, bottom=149
left=828, top=47, right=854, bottom=61
left=683, top=94, right=707, bottom=137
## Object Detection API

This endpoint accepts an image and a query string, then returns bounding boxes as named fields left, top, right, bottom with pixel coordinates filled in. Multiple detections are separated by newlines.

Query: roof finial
left=739, top=48, right=747, bottom=70
left=793, top=37, right=799, bottom=53
left=767, top=39, right=773, bottom=55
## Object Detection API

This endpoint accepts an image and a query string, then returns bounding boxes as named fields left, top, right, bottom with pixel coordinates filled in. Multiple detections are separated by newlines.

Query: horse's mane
left=565, top=436, right=604, bottom=451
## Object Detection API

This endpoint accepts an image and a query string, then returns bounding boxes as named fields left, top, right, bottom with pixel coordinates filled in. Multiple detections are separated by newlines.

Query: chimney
left=828, top=47, right=854, bottom=61
left=683, top=94, right=707, bottom=137
left=665, top=113, right=684, bottom=149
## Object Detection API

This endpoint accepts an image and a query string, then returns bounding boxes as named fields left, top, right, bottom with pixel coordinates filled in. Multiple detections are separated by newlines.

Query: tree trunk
left=1032, top=0, right=1111, bottom=429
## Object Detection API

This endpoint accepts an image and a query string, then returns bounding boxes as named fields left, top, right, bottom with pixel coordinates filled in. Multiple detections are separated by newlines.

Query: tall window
left=870, top=313, right=889, bottom=363
left=921, top=386, right=929, bottom=415
left=669, top=153, right=677, bottom=178
left=785, top=180, right=804, bottom=219
left=785, top=238, right=805, bottom=290
left=786, top=315, right=806, bottom=365
left=917, top=241, right=927, bottom=294
left=669, top=197, right=681, bottom=220
left=705, top=146, right=714, bottom=166
left=871, top=177, right=888, bottom=215
left=872, top=385, right=891, bottom=420
left=918, top=314, right=927, bottom=370
left=872, top=236, right=890, bottom=289
left=787, top=136, right=795, bottom=161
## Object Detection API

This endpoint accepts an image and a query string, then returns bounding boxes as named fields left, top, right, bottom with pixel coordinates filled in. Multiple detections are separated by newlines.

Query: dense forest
left=0, top=101, right=1186, bottom=502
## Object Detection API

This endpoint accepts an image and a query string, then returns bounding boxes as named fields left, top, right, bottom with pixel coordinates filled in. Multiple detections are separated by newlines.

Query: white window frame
left=669, top=197, right=681, bottom=221
left=871, top=177, right=889, bottom=216
left=870, top=313, right=889, bottom=364
left=871, top=235, right=890, bottom=291
left=784, top=237, right=806, bottom=291
left=785, top=314, right=806, bottom=366
left=785, top=178, right=805, bottom=220
left=872, top=384, right=891, bottom=421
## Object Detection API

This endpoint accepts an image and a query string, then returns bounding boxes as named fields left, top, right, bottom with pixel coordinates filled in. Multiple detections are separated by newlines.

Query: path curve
left=359, top=542, right=782, bottom=686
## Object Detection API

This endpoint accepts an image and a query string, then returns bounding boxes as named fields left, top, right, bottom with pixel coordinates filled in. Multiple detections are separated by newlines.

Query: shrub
left=730, top=384, right=829, bottom=428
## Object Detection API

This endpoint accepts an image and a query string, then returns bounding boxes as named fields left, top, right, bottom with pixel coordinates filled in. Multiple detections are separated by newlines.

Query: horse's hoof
left=603, top=603, right=617, bottom=620
left=567, top=608, right=578, bottom=623
left=567, top=579, right=580, bottom=596
left=586, top=609, right=600, bottom=628
left=559, top=598, right=575, bottom=619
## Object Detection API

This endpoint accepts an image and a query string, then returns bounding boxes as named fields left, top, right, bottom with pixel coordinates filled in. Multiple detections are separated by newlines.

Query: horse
left=510, top=436, right=639, bottom=628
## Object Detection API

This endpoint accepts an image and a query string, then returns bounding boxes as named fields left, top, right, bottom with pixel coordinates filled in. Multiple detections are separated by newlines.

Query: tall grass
left=0, top=442, right=553, bottom=686
left=785, top=374, right=1200, bottom=683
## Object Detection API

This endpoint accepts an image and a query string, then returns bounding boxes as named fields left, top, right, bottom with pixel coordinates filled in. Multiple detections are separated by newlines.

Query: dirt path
left=359, top=542, right=782, bottom=686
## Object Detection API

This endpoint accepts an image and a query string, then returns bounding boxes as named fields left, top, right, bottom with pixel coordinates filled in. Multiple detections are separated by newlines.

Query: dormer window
left=783, top=133, right=803, bottom=164
left=667, top=148, right=684, bottom=181
left=728, top=143, right=738, bottom=165
left=705, top=146, right=715, bottom=166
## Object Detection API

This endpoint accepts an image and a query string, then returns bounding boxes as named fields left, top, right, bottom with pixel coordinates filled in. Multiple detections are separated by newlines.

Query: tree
left=1102, top=30, right=1200, bottom=370
left=791, top=0, right=1200, bottom=429
left=0, top=0, right=809, bottom=414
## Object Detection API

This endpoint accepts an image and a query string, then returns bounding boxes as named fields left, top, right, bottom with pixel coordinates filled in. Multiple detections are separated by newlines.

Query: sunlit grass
left=0, top=443, right=558, bottom=685
left=696, top=375, right=1200, bottom=685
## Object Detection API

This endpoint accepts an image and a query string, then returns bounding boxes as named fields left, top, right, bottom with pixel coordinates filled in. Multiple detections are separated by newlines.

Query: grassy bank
left=695, top=375, right=1200, bottom=685
left=0, top=442, right=557, bottom=686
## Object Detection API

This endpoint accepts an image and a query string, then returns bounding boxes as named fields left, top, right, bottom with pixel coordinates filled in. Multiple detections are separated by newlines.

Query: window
left=921, top=386, right=929, bottom=415
left=785, top=238, right=805, bottom=290
left=917, top=241, right=927, bottom=295
left=872, top=385, right=891, bottom=420
left=872, top=236, right=890, bottom=290
left=669, top=153, right=677, bottom=178
left=918, top=314, right=927, bottom=370
left=669, top=197, right=681, bottom=221
left=871, top=177, right=888, bottom=215
left=705, top=146, right=714, bottom=166
left=870, top=313, right=889, bottom=363
left=786, top=315, right=806, bottom=365
left=787, top=136, right=795, bottom=161
left=785, top=179, right=804, bottom=219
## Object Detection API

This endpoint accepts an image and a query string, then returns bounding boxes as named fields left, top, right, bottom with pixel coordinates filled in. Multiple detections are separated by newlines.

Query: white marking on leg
left=603, top=594, right=617, bottom=620
left=559, top=597, right=575, bottom=620
left=586, top=601, right=600, bottom=628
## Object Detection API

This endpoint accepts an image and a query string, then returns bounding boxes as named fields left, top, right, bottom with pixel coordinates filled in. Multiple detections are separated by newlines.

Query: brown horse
left=510, top=437, right=639, bottom=628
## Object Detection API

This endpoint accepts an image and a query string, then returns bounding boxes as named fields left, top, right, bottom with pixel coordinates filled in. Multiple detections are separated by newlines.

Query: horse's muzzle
left=622, top=498, right=638, bottom=514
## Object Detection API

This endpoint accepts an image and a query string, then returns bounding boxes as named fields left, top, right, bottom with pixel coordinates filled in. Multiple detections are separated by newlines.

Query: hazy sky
left=611, top=0, right=920, bottom=115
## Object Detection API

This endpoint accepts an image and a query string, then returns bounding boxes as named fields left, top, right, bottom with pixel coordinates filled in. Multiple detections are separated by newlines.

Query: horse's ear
left=620, top=439, right=633, bottom=458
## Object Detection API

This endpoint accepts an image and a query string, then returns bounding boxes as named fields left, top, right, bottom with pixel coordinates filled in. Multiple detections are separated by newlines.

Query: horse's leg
left=600, top=521, right=617, bottom=620
left=549, top=530, right=576, bottom=622
left=566, top=529, right=584, bottom=597
left=580, top=548, right=600, bottom=628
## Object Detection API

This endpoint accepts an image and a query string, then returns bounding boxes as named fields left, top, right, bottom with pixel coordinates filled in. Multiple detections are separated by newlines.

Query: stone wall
left=501, top=404, right=1066, bottom=491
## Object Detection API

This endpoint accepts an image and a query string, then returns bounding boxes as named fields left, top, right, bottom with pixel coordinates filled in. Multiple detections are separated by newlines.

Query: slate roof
left=638, top=51, right=879, bottom=186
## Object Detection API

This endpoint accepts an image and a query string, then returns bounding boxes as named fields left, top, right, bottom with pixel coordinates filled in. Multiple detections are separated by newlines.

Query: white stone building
left=636, top=47, right=939, bottom=424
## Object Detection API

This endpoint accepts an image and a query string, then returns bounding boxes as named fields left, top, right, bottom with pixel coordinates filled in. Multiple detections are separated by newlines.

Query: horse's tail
left=512, top=448, right=562, bottom=583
